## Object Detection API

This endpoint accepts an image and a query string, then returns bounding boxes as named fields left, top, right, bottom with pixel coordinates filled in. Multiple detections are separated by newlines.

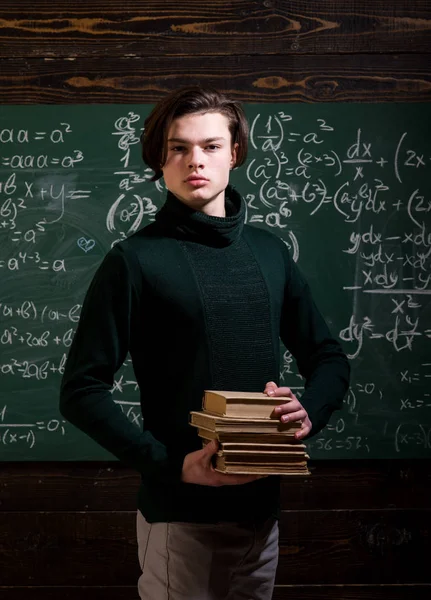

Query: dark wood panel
left=0, top=511, right=139, bottom=586
left=0, top=462, right=139, bottom=512
left=0, top=53, right=430, bottom=104
left=0, top=509, right=429, bottom=585
left=272, top=587, right=431, bottom=600
left=281, top=460, right=431, bottom=510
left=277, top=509, right=430, bottom=585
left=2, top=460, right=431, bottom=511
left=1, top=585, right=431, bottom=600
left=0, top=591, right=136, bottom=600
left=0, top=0, right=430, bottom=58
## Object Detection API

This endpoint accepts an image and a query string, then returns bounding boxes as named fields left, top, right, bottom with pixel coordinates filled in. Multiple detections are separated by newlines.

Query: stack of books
left=190, top=390, right=310, bottom=476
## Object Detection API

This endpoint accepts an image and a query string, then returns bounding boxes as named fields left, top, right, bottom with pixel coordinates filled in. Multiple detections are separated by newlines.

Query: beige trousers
left=136, top=510, right=279, bottom=600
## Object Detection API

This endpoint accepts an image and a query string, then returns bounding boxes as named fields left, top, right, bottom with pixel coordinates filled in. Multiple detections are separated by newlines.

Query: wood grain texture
left=272, top=587, right=431, bottom=600
left=277, top=509, right=430, bottom=584
left=1, top=585, right=431, bottom=600
left=0, top=53, right=430, bottom=105
left=1, top=460, right=430, bottom=511
left=0, top=0, right=430, bottom=58
left=0, top=509, right=429, bottom=585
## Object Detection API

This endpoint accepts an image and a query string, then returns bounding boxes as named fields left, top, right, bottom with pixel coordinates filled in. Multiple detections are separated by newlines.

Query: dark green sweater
left=60, top=185, right=350, bottom=523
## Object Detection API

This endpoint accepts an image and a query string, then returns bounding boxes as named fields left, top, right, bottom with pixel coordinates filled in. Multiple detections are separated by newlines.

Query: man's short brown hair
left=141, top=86, right=249, bottom=181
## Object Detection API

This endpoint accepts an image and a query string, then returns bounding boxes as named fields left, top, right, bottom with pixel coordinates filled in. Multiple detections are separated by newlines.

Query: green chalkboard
left=0, top=103, right=430, bottom=460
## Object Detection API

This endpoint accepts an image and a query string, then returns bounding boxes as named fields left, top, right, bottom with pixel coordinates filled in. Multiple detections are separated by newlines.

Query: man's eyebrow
left=167, top=137, right=226, bottom=144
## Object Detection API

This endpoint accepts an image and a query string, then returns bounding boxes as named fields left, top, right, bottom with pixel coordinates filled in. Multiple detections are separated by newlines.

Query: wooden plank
left=0, top=511, right=139, bottom=586
left=0, top=0, right=430, bottom=58
left=0, top=462, right=140, bottom=511
left=0, top=590, right=136, bottom=600
left=272, top=586, right=431, bottom=600
left=0, top=509, right=429, bottom=585
left=0, top=53, right=430, bottom=104
left=2, top=460, right=430, bottom=511
left=1, top=585, right=431, bottom=600
left=281, top=459, right=431, bottom=510
left=277, top=509, right=430, bottom=585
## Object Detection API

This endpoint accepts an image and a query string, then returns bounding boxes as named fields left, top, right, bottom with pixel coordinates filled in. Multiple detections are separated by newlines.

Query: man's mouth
left=185, top=175, right=209, bottom=182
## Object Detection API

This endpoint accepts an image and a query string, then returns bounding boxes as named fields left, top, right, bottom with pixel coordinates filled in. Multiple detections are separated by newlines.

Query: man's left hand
left=264, top=381, right=312, bottom=440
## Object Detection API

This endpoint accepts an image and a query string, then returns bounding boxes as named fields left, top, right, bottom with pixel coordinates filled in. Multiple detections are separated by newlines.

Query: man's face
left=161, top=111, right=238, bottom=217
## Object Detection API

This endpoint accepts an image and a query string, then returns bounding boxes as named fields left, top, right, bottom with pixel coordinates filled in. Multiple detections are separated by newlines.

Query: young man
left=60, top=87, right=350, bottom=600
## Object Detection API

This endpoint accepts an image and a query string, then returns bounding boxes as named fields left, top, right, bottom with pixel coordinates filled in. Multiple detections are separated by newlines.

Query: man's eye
left=206, top=145, right=219, bottom=150
left=170, top=146, right=185, bottom=152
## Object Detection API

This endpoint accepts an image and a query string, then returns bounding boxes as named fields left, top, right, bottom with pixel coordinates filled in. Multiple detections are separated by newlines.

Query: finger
left=267, top=385, right=293, bottom=397
left=295, top=422, right=311, bottom=440
left=273, top=400, right=301, bottom=417
left=202, top=439, right=219, bottom=457
left=274, top=398, right=300, bottom=413
left=279, top=409, right=307, bottom=424
left=264, top=381, right=278, bottom=394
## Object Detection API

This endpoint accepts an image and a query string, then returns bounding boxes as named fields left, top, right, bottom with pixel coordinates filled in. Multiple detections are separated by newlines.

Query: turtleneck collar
left=154, top=185, right=245, bottom=248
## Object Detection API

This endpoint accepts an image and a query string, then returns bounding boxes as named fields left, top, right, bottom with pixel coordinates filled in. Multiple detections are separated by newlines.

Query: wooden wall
left=1, top=461, right=430, bottom=598
left=1, top=1, right=430, bottom=598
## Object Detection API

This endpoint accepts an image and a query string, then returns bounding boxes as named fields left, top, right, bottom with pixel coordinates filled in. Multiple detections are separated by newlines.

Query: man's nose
left=188, top=147, right=205, bottom=169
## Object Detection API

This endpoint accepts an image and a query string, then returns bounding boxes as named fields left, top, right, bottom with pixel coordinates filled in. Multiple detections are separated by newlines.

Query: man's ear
left=230, top=142, right=239, bottom=169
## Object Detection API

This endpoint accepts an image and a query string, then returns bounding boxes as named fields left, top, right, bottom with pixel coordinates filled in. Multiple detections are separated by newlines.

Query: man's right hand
left=181, top=439, right=263, bottom=486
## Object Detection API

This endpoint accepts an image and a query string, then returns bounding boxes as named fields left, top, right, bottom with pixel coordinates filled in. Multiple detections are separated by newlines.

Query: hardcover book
left=203, top=390, right=291, bottom=418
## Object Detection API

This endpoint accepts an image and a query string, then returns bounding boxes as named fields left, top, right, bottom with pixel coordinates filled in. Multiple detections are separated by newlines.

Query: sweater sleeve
left=59, top=244, right=185, bottom=482
left=279, top=247, right=350, bottom=438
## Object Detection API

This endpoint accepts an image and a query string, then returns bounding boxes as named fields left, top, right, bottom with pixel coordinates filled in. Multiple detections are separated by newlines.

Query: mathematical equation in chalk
left=0, top=300, right=81, bottom=323
left=0, top=400, right=141, bottom=450
left=0, top=405, right=66, bottom=449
